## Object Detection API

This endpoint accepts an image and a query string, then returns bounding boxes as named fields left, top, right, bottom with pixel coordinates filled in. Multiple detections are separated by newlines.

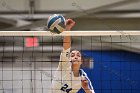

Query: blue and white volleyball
left=47, top=14, right=66, bottom=34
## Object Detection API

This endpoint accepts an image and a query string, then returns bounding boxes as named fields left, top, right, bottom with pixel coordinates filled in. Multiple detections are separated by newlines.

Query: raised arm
left=63, top=19, right=75, bottom=50
left=57, top=19, right=75, bottom=70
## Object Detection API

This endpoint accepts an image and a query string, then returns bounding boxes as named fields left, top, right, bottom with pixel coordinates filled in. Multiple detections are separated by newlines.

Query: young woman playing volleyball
left=50, top=19, right=95, bottom=93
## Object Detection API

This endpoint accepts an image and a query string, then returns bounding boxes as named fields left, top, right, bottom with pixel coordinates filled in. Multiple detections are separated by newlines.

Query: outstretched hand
left=65, top=19, right=75, bottom=31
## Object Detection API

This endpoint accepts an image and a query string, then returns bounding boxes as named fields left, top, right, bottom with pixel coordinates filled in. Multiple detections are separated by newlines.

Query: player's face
left=70, top=50, right=82, bottom=66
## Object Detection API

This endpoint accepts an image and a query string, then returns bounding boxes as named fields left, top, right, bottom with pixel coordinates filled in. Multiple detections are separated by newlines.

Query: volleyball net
left=0, top=31, right=140, bottom=93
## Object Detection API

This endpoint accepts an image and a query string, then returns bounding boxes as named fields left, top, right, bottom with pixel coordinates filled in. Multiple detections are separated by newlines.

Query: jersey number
left=61, top=84, right=72, bottom=93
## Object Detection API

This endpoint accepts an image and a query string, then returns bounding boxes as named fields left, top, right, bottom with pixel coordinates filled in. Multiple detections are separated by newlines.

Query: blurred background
left=0, top=0, right=140, bottom=93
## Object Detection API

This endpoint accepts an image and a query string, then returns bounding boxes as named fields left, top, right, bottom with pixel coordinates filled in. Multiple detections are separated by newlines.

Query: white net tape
left=0, top=31, right=140, bottom=36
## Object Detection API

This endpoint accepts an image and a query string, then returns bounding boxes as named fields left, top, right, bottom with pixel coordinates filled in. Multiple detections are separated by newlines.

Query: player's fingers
left=66, top=19, right=75, bottom=26
left=81, top=76, right=88, bottom=82
left=65, top=19, right=75, bottom=31
left=81, top=77, right=89, bottom=89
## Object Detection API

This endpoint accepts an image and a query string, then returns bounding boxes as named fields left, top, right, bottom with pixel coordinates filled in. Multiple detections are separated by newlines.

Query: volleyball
left=47, top=14, right=66, bottom=34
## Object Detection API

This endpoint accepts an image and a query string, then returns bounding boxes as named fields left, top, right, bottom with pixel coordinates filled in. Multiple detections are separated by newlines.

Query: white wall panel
left=109, top=1, right=140, bottom=10
left=1, top=0, right=137, bottom=12
left=0, top=0, right=29, bottom=11
left=37, top=0, right=123, bottom=11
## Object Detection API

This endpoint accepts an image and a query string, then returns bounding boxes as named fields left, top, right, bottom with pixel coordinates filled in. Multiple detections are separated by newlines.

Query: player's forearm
left=63, top=19, right=75, bottom=50
left=63, top=35, right=71, bottom=50
left=63, top=25, right=71, bottom=50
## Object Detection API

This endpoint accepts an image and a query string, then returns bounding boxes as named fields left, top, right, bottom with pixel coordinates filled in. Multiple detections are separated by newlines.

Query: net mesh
left=0, top=33, right=140, bottom=93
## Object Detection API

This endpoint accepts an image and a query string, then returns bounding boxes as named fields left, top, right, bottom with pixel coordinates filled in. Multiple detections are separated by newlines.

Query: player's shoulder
left=61, top=48, right=71, bottom=57
left=62, top=48, right=71, bottom=53
left=79, top=69, right=87, bottom=77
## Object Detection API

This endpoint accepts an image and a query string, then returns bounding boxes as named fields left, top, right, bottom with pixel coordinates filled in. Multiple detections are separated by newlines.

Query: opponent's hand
left=65, top=19, right=75, bottom=31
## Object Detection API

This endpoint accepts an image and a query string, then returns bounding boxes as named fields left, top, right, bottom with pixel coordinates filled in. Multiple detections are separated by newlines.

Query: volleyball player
left=50, top=19, right=95, bottom=93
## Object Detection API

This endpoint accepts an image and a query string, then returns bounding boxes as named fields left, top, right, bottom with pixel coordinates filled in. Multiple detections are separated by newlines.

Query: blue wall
left=80, top=51, right=140, bottom=93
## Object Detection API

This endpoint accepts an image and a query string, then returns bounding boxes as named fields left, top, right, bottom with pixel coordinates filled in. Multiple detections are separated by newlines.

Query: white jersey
left=50, top=48, right=95, bottom=93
